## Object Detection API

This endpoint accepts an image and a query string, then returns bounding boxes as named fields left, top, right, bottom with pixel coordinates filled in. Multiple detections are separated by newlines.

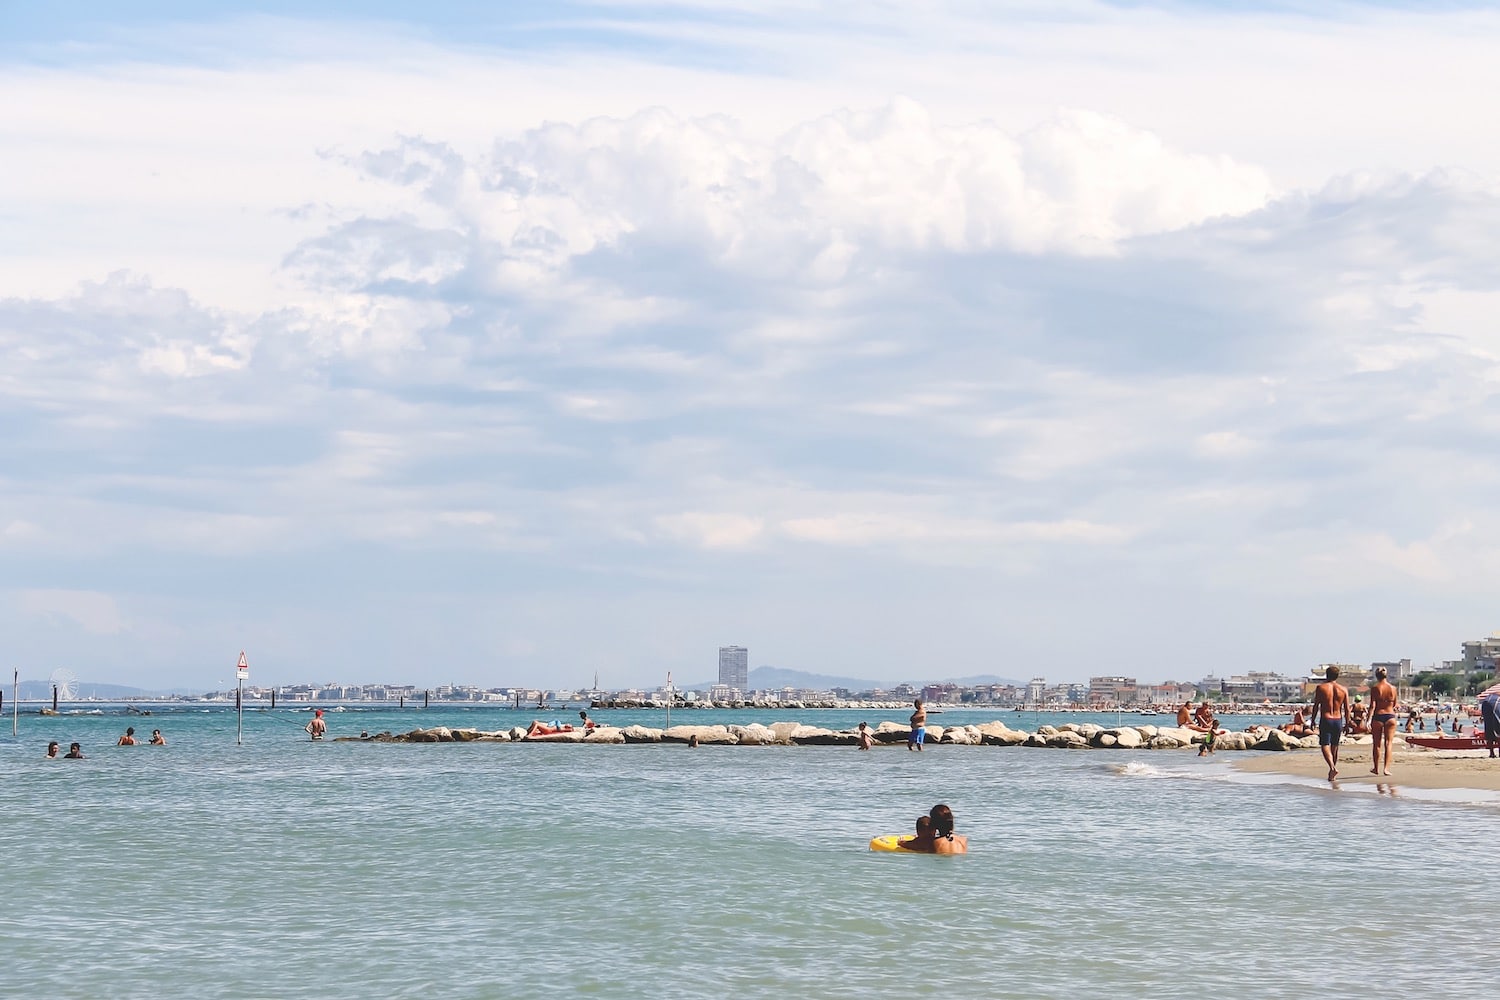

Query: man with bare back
left=1310, top=665, right=1350, bottom=781
left=1368, top=666, right=1399, bottom=776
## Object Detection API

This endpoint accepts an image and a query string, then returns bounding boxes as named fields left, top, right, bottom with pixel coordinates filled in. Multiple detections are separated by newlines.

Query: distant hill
left=687, top=666, right=1023, bottom=692
left=13, top=680, right=176, bottom=700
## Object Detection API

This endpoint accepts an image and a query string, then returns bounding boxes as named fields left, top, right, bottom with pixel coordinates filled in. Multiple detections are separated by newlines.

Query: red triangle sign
left=237, top=651, right=248, bottom=668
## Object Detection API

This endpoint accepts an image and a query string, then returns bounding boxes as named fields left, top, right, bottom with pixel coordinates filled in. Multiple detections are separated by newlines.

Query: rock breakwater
left=340, top=720, right=1335, bottom=751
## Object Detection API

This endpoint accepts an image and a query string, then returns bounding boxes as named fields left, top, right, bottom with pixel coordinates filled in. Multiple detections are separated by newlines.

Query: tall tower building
left=718, top=646, right=748, bottom=690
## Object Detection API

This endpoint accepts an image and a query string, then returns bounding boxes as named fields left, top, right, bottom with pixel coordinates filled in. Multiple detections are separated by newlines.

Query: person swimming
left=929, top=803, right=968, bottom=854
left=898, top=815, right=937, bottom=853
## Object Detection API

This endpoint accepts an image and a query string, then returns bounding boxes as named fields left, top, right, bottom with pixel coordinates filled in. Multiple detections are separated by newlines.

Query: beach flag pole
left=11, top=668, right=17, bottom=736
left=665, top=672, right=672, bottom=729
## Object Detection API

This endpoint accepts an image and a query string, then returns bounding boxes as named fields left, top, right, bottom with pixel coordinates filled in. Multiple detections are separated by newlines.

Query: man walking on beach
left=1368, top=666, right=1399, bottom=776
left=908, top=699, right=926, bottom=751
left=1310, top=665, right=1350, bottom=781
left=1481, top=693, right=1500, bottom=759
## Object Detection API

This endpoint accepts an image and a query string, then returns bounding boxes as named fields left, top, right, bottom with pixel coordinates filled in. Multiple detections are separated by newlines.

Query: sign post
left=665, top=671, right=673, bottom=729
left=235, top=651, right=249, bottom=746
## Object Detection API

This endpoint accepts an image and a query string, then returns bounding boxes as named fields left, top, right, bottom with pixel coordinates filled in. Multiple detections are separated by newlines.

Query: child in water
left=1198, top=718, right=1217, bottom=756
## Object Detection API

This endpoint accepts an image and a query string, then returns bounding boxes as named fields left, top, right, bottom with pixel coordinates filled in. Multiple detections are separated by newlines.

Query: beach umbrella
left=1479, top=682, right=1500, bottom=700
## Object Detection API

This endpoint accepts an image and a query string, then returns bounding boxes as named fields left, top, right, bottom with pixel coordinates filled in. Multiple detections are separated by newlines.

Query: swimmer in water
left=929, top=803, right=968, bottom=855
left=305, top=710, right=327, bottom=741
left=897, top=816, right=936, bottom=853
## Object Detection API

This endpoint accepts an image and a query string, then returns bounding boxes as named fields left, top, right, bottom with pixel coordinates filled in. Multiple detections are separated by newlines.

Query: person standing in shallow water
left=117, top=727, right=137, bottom=746
left=305, top=710, right=327, bottom=741
left=1310, top=665, right=1350, bottom=781
left=1368, top=666, right=1399, bottom=776
left=908, top=699, right=926, bottom=752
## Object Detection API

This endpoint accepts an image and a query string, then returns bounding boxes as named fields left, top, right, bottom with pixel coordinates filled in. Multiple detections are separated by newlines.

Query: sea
left=2, top=703, right=1495, bottom=1000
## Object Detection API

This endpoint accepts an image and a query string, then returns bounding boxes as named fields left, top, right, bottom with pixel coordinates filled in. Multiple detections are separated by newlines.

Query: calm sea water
left=2, top=706, right=1493, bottom=1000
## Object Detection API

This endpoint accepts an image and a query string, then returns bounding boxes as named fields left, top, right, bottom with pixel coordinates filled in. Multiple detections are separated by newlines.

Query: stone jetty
left=338, top=720, right=1326, bottom=751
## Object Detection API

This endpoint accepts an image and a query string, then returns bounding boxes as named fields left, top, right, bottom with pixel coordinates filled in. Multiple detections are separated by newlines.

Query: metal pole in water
left=52, top=685, right=58, bottom=713
left=424, top=690, right=429, bottom=709
left=11, top=669, right=17, bottom=736
left=236, top=681, right=243, bottom=746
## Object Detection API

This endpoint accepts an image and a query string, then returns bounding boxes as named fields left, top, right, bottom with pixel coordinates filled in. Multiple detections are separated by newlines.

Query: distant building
left=1223, top=671, right=1302, bottom=702
left=1088, top=676, right=1137, bottom=707
left=718, top=645, right=748, bottom=691
left=1459, top=635, right=1500, bottom=673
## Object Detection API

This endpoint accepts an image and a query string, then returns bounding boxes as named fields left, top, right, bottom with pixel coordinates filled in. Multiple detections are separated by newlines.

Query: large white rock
left=1113, top=728, right=1143, bottom=749
left=582, top=726, right=625, bottom=744
left=975, top=722, right=1028, bottom=746
left=728, top=723, right=778, bottom=746
left=663, top=725, right=736, bottom=744
left=526, top=729, right=586, bottom=743
left=621, top=725, right=663, bottom=743
left=1047, top=730, right=1090, bottom=749
left=790, top=725, right=856, bottom=745
left=1251, top=728, right=1288, bottom=751
left=769, top=722, right=803, bottom=743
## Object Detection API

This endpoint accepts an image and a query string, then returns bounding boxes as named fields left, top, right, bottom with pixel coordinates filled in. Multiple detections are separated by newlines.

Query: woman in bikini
left=1368, top=666, right=1399, bottom=776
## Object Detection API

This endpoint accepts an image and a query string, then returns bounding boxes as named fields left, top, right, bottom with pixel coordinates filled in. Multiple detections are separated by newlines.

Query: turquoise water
left=3, top=707, right=1493, bottom=1000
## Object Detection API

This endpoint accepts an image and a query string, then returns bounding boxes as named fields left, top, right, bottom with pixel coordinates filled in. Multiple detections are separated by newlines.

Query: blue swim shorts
left=1318, top=718, right=1343, bottom=747
left=911, top=726, right=926, bottom=745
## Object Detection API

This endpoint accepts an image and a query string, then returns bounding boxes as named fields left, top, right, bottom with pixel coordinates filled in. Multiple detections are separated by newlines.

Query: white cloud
left=7, top=7, right=1500, bottom=687
left=656, top=512, right=766, bottom=549
left=17, top=589, right=127, bottom=635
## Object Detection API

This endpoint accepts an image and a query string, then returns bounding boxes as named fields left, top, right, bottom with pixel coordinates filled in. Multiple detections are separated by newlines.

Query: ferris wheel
left=49, top=668, right=79, bottom=702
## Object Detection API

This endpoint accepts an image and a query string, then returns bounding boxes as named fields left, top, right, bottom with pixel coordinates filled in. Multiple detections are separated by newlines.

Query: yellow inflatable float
left=869, top=835, right=913, bottom=852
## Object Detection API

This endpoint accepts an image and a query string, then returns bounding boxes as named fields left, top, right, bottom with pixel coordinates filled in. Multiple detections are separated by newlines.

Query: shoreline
left=1232, top=746, right=1500, bottom=792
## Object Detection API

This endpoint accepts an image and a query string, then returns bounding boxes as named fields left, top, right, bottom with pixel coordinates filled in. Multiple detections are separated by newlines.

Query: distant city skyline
left=6, top=4, right=1500, bottom=691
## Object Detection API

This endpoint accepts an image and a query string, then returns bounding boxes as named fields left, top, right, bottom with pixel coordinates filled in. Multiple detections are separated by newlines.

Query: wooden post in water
left=52, top=685, right=58, bottom=713
left=270, top=689, right=276, bottom=709
left=399, top=695, right=404, bottom=709
left=424, top=689, right=429, bottom=709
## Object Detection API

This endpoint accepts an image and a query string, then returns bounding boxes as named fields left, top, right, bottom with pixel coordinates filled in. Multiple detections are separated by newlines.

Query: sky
left=4, top=1, right=1500, bottom=692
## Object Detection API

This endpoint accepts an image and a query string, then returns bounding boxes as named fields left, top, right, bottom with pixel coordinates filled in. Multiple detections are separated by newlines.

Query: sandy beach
left=1233, top=742, right=1500, bottom=791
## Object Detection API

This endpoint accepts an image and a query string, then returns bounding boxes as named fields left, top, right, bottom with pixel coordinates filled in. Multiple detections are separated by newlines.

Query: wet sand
left=1233, top=743, right=1500, bottom=791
